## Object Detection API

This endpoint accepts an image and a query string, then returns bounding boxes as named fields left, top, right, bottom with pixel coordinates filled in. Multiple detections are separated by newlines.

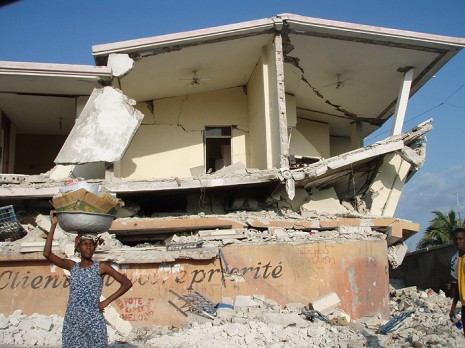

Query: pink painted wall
left=0, top=240, right=389, bottom=327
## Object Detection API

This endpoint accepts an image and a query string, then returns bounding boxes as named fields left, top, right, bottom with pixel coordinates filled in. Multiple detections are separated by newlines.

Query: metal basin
left=56, top=211, right=115, bottom=234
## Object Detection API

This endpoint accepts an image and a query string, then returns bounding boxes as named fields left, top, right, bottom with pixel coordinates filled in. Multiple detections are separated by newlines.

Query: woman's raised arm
left=43, top=211, right=74, bottom=271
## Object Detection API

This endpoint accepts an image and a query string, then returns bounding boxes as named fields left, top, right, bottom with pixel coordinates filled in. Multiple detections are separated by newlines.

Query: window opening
left=204, top=126, right=232, bottom=173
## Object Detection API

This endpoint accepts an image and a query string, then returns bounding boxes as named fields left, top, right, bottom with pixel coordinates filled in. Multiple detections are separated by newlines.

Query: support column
left=391, top=68, right=414, bottom=136
left=273, top=34, right=290, bottom=169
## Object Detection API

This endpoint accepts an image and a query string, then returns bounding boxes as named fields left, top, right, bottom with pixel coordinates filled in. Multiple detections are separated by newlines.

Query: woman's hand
left=49, top=210, right=58, bottom=226
left=98, top=300, right=108, bottom=313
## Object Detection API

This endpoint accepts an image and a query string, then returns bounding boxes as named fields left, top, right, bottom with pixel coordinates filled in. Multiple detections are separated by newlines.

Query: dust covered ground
left=0, top=280, right=464, bottom=347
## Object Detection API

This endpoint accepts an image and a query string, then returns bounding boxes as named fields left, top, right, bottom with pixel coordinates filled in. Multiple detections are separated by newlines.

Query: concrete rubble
left=0, top=280, right=464, bottom=347
left=1, top=210, right=393, bottom=262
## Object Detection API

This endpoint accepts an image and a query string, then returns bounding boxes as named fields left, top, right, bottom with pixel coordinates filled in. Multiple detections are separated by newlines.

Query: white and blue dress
left=62, top=261, right=107, bottom=348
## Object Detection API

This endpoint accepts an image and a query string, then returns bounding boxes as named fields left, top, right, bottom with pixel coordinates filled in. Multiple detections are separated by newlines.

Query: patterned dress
left=62, top=261, right=107, bottom=348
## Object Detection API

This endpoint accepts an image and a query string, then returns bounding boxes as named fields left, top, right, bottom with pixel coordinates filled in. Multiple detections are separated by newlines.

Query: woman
left=43, top=211, right=132, bottom=348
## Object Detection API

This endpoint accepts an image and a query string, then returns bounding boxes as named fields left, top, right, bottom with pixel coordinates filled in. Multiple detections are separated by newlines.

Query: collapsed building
left=0, top=13, right=464, bottom=330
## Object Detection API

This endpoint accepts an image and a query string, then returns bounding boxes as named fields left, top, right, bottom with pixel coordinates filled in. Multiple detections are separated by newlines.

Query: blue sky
left=1, top=0, right=465, bottom=249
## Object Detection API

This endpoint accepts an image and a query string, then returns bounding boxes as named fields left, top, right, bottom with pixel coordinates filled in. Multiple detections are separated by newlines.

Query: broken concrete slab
left=300, top=187, right=350, bottom=216
left=311, top=292, right=341, bottom=315
left=55, top=86, right=144, bottom=164
left=197, top=228, right=247, bottom=240
left=387, top=242, right=408, bottom=269
left=107, top=53, right=134, bottom=77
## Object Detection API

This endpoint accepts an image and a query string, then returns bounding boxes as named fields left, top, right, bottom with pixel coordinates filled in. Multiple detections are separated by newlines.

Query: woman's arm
left=43, top=211, right=74, bottom=271
left=98, top=262, right=132, bottom=311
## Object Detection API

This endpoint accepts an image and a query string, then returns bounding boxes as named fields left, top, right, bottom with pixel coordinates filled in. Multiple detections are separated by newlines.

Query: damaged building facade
left=0, top=14, right=464, bottom=328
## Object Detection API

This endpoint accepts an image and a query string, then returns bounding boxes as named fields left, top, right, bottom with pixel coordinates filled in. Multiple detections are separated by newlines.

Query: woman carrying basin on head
left=43, top=211, right=132, bottom=348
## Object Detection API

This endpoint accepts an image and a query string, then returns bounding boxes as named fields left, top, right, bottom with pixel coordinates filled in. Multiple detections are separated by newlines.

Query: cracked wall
left=118, top=87, right=250, bottom=179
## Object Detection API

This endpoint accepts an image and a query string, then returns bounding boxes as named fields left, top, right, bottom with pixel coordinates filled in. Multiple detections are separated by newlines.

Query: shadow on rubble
left=361, top=330, right=384, bottom=348
left=110, top=344, right=139, bottom=347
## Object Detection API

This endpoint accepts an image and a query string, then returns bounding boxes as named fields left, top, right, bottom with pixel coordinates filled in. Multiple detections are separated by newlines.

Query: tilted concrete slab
left=55, top=86, right=144, bottom=164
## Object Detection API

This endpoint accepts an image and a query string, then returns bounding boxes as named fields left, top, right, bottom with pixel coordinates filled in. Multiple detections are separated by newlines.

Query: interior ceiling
left=0, top=20, right=458, bottom=139
left=0, top=73, right=104, bottom=135
left=117, top=30, right=447, bottom=138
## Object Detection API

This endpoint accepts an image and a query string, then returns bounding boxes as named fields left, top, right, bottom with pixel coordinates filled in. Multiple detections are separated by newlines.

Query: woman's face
left=78, top=239, right=96, bottom=257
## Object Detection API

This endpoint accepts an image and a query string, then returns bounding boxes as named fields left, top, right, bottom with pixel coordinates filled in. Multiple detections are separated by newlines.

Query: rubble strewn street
left=0, top=279, right=463, bottom=347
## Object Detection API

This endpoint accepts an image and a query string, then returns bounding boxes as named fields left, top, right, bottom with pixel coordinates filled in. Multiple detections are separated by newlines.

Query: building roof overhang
left=0, top=61, right=111, bottom=134
left=91, top=14, right=465, bottom=138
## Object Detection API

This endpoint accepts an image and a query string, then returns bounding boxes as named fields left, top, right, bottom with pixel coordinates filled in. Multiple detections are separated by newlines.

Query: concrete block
left=223, top=322, right=244, bottom=337
left=307, top=325, right=326, bottom=337
left=234, top=295, right=259, bottom=308
left=22, top=329, right=40, bottom=346
left=0, top=313, right=9, bottom=329
left=34, top=315, right=53, bottom=331
left=263, top=313, right=308, bottom=327
left=311, top=292, right=341, bottom=314
left=198, top=229, right=247, bottom=240
left=387, top=242, right=408, bottom=269
left=285, top=302, right=306, bottom=312
left=3, top=330, right=14, bottom=345
left=18, top=318, right=33, bottom=331
left=100, top=296, right=132, bottom=336
left=216, top=308, right=235, bottom=320
left=301, top=187, right=349, bottom=216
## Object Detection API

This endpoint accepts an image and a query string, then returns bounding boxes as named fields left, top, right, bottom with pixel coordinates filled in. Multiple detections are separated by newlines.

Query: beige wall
left=247, top=42, right=285, bottom=170
left=289, top=119, right=330, bottom=160
left=330, top=136, right=352, bottom=157
left=247, top=57, right=268, bottom=170
left=119, top=88, right=249, bottom=179
left=286, top=95, right=297, bottom=128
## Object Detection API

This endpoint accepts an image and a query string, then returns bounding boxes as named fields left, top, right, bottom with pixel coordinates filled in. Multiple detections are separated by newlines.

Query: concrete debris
left=387, top=242, right=408, bottom=269
left=311, top=292, right=341, bottom=315
left=115, top=202, right=140, bottom=218
left=100, top=294, right=132, bottom=337
left=2, top=280, right=464, bottom=347
left=197, top=228, right=247, bottom=241
left=107, top=53, right=134, bottom=77
left=0, top=310, right=127, bottom=346
left=300, top=187, right=350, bottom=217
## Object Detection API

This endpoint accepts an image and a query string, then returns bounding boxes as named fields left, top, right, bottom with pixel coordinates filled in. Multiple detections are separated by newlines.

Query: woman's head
left=74, top=234, right=103, bottom=255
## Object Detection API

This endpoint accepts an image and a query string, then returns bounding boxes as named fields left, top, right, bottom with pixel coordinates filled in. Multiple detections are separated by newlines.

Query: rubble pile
left=1, top=282, right=464, bottom=347
left=0, top=310, right=125, bottom=346
left=0, top=211, right=387, bottom=264
left=139, top=285, right=465, bottom=348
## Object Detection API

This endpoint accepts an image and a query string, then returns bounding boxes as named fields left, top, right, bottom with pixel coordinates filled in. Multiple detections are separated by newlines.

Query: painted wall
left=289, top=119, right=330, bottom=160
left=118, top=88, right=249, bottom=179
left=287, top=95, right=332, bottom=160
left=330, top=136, right=352, bottom=157
left=247, top=57, right=268, bottom=170
left=0, top=240, right=389, bottom=328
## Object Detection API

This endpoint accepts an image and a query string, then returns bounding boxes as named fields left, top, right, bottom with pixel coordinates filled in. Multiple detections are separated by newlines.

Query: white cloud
left=395, top=164, right=465, bottom=249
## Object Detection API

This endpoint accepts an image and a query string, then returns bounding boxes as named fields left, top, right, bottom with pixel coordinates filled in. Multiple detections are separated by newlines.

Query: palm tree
left=417, top=210, right=464, bottom=250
